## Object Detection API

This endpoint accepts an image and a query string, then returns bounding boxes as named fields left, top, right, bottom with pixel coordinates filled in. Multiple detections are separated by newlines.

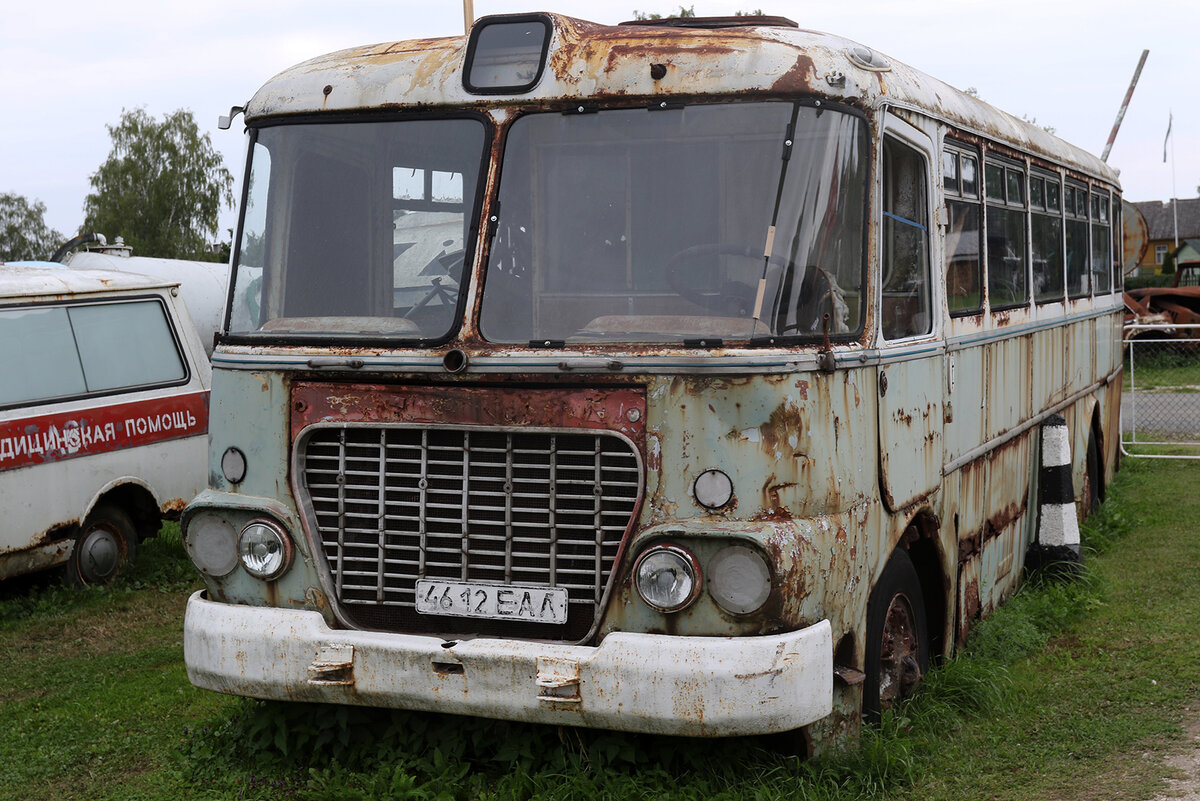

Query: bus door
left=876, top=113, right=944, bottom=512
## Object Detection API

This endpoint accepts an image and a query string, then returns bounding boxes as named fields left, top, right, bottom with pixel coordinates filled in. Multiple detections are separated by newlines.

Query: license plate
left=415, top=580, right=569, bottom=625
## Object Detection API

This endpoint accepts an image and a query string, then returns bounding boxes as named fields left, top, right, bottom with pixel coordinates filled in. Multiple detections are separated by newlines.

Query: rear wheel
left=863, top=548, right=929, bottom=722
left=65, top=504, right=137, bottom=587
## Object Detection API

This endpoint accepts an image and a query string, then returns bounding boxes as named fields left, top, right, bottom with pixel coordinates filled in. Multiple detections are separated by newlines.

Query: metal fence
left=1122, top=324, right=1200, bottom=459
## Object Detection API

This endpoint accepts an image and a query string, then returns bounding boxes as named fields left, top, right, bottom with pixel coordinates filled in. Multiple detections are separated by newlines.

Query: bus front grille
left=298, top=425, right=642, bottom=642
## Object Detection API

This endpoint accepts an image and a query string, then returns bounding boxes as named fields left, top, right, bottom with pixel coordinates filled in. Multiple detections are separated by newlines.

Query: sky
left=2, top=0, right=1195, bottom=241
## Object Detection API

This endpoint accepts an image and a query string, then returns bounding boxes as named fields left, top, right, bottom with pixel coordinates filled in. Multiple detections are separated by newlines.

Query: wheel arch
left=83, top=478, right=162, bottom=541
left=900, top=509, right=948, bottom=661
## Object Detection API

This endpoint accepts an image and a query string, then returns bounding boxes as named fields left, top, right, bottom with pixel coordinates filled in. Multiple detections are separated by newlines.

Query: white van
left=62, top=238, right=229, bottom=357
left=0, top=262, right=211, bottom=585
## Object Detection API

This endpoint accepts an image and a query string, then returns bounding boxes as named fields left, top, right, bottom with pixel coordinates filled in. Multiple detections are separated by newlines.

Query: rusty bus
left=181, top=13, right=1123, bottom=746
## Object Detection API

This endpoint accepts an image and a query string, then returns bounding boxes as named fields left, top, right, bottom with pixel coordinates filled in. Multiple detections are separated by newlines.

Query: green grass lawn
left=1125, top=349, right=1200, bottom=392
left=1, top=458, right=1198, bottom=800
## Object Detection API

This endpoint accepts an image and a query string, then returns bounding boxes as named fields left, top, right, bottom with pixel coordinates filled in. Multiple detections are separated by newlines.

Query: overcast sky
left=2, top=0, right=1194, bottom=240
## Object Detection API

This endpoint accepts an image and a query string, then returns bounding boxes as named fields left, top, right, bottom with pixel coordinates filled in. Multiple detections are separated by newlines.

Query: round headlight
left=238, top=520, right=293, bottom=580
left=708, top=545, right=772, bottom=615
left=693, top=469, right=734, bottom=510
left=184, top=513, right=238, bottom=577
left=634, top=544, right=700, bottom=613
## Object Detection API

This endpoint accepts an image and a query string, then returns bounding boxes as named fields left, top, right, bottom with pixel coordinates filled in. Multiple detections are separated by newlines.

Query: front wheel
left=65, top=504, right=137, bottom=587
left=863, top=548, right=929, bottom=722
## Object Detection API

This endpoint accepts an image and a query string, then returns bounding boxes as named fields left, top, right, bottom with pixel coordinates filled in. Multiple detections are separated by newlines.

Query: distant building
left=1132, top=198, right=1200, bottom=274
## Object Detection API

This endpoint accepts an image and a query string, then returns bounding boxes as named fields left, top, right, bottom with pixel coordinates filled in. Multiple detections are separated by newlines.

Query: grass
left=1124, top=348, right=1200, bottom=392
left=1, top=462, right=1198, bottom=800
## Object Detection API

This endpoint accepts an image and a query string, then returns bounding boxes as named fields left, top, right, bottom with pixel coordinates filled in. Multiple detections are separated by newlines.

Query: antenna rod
left=1101, top=49, right=1149, bottom=162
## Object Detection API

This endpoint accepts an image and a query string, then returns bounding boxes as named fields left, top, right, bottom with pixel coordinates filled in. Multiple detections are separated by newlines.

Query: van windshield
left=227, top=117, right=487, bottom=341
left=479, top=102, right=868, bottom=344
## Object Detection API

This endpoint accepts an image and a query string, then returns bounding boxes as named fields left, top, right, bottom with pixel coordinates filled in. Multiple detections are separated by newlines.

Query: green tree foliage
left=632, top=5, right=695, bottom=19
left=83, top=108, right=234, bottom=262
left=0, top=193, right=65, bottom=262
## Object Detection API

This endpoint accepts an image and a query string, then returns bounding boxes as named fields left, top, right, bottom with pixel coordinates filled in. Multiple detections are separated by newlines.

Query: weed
left=0, top=522, right=197, bottom=625
left=11, top=459, right=1195, bottom=801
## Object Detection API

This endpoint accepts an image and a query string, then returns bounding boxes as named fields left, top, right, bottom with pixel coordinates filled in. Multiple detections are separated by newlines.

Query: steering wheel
left=665, top=243, right=789, bottom=318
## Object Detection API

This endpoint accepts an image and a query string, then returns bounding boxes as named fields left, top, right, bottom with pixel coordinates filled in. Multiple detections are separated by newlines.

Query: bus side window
left=881, top=136, right=932, bottom=339
left=943, top=146, right=983, bottom=315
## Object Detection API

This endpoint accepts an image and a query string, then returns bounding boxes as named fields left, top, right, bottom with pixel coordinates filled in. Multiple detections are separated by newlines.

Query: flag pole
left=1172, top=119, right=1179, bottom=249
left=464, top=0, right=474, bottom=33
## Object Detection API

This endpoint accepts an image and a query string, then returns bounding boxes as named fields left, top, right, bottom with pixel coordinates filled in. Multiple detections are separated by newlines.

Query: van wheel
left=863, top=549, right=928, bottom=723
left=66, top=505, right=137, bottom=587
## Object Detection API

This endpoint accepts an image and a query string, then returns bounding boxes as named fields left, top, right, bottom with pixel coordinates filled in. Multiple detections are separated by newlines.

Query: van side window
left=71, top=302, right=187, bottom=391
left=0, top=307, right=87, bottom=404
left=0, top=300, right=186, bottom=407
left=881, top=136, right=931, bottom=339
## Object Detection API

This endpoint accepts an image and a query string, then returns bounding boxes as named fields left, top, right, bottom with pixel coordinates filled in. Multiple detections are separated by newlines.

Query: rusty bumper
left=184, top=591, right=832, bottom=736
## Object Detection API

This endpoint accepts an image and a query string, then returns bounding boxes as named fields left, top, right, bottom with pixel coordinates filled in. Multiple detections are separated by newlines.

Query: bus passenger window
left=1112, top=200, right=1123, bottom=290
left=1065, top=182, right=1090, bottom=297
left=1032, top=172, right=1065, bottom=303
left=881, top=136, right=931, bottom=340
left=943, top=145, right=982, bottom=315
left=1091, top=191, right=1112, bottom=294
left=985, top=158, right=1029, bottom=309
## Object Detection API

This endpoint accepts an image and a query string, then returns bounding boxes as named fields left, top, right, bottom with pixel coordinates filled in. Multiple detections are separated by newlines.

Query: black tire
left=862, top=548, right=929, bottom=723
left=65, top=504, right=137, bottom=587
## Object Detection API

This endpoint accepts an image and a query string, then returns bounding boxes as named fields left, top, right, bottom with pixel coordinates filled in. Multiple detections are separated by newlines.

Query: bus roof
left=245, top=13, right=1118, bottom=188
left=0, top=263, right=178, bottom=302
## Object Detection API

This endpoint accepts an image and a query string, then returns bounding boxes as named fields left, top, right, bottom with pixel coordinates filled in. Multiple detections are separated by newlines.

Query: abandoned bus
left=182, top=13, right=1123, bottom=744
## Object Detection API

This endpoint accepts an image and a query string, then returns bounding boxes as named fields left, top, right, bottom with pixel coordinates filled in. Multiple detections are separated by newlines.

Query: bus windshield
left=228, top=117, right=488, bottom=341
left=480, top=102, right=868, bottom=344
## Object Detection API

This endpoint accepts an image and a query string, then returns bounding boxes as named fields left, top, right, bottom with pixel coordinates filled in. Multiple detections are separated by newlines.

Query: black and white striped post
left=1026, top=414, right=1084, bottom=576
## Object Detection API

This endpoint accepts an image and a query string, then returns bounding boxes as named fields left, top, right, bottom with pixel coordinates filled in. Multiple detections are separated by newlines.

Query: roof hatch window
left=465, top=15, right=551, bottom=94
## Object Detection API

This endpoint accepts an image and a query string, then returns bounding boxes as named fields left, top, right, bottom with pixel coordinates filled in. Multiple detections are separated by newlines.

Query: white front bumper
left=184, top=591, right=833, bottom=737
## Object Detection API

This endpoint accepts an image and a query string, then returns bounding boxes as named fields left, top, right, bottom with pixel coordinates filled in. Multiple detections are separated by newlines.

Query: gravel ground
left=1152, top=715, right=1200, bottom=801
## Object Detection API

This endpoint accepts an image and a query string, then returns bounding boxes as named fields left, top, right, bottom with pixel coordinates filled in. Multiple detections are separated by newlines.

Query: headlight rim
left=237, top=518, right=294, bottom=581
left=706, top=543, right=774, bottom=616
left=633, top=542, right=702, bottom=613
left=184, top=513, right=239, bottom=578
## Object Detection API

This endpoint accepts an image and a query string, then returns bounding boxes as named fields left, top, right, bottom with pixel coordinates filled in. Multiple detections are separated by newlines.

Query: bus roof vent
left=845, top=45, right=892, bottom=72
left=619, top=15, right=799, bottom=29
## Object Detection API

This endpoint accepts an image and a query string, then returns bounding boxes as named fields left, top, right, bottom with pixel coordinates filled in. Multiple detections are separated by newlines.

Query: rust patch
left=758, top=400, right=807, bottom=458
left=768, top=53, right=817, bottom=94
left=958, top=531, right=981, bottom=562
left=960, top=574, right=980, bottom=642
left=291, top=382, right=646, bottom=446
left=762, top=477, right=798, bottom=514
left=161, top=497, right=187, bottom=515
left=984, top=499, right=1025, bottom=542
